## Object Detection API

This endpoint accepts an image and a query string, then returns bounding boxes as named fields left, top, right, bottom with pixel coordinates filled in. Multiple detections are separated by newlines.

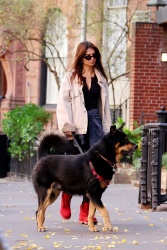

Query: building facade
left=0, top=0, right=166, bottom=133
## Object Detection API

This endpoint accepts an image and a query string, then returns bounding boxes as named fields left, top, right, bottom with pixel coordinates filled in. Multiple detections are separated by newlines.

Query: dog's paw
left=38, top=226, right=46, bottom=232
left=103, top=224, right=112, bottom=231
left=88, top=226, right=99, bottom=232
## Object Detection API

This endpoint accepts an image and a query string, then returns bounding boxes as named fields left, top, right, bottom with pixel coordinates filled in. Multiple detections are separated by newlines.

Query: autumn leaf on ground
left=53, top=242, right=62, bottom=248
left=20, top=234, right=28, bottom=238
left=113, top=226, right=119, bottom=232
left=144, top=216, right=149, bottom=220
left=19, top=241, right=27, bottom=246
left=28, top=243, right=38, bottom=249
left=45, top=234, right=50, bottom=239
left=132, top=240, right=139, bottom=245
left=6, top=230, right=12, bottom=233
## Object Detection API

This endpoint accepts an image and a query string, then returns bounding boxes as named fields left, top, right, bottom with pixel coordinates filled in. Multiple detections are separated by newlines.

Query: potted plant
left=2, top=103, right=53, bottom=177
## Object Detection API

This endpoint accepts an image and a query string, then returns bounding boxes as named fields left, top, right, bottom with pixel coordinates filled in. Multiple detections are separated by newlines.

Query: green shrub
left=115, top=117, right=142, bottom=169
left=2, top=103, right=53, bottom=160
left=162, top=152, right=167, bottom=170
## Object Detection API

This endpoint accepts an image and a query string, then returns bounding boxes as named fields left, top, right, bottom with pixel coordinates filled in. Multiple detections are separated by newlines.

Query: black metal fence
left=111, top=98, right=129, bottom=124
left=10, top=154, right=37, bottom=179
left=139, top=108, right=167, bottom=209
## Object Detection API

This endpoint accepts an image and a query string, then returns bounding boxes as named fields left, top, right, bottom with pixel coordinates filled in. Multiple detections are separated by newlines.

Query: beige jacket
left=56, top=68, right=111, bottom=135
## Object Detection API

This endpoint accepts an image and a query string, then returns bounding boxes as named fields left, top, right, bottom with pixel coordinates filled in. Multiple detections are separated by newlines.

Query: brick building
left=0, top=0, right=167, bottom=132
left=130, top=22, right=167, bottom=125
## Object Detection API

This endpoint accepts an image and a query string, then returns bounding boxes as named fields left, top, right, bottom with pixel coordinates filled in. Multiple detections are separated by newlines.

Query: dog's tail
left=34, top=130, right=69, bottom=160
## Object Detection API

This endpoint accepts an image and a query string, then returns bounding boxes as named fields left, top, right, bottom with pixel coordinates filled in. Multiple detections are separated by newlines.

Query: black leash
left=72, top=134, right=84, bottom=154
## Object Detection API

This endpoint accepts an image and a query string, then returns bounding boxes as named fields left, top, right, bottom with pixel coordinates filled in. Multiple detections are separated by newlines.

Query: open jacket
left=56, top=68, right=111, bottom=135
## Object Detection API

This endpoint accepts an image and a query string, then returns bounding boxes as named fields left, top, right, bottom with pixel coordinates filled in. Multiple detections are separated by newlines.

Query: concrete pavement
left=0, top=180, right=167, bottom=250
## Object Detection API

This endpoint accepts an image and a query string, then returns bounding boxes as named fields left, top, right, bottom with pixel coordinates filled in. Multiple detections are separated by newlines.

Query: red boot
left=60, top=192, right=72, bottom=219
left=79, top=202, right=97, bottom=225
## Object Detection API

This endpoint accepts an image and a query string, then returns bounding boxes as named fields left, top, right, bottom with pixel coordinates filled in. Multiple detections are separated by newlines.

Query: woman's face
left=82, top=48, right=96, bottom=67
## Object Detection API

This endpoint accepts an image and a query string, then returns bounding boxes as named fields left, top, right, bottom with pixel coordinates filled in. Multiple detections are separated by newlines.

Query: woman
left=56, top=41, right=111, bottom=224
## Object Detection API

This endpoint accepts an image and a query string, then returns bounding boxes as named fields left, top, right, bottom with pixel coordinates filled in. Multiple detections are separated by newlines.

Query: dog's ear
left=110, top=125, right=117, bottom=136
left=118, top=123, right=125, bottom=131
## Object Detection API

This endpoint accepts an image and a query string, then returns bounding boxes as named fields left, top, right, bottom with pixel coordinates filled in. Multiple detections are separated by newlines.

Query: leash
left=71, top=135, right=117, bottom=185
left=72, top=134, right=84, bottom=154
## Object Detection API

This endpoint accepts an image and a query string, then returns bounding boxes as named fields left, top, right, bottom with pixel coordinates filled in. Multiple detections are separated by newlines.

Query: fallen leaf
left=28, top=244, right=38, bottom=249
left=45, top=234, right=50, bottom=239
left=20, top=234, right=28, bottom=238
left=107, top=245, right=116, bottom=248
left=6, top=230, right=12, bottom=233
left=113, top=227, right=119, bottom=232
left=19, top=241, right=27, bottom=246
left=144, top=216, right=149, bottom=220
left=132, top=240, right=139, bottom=245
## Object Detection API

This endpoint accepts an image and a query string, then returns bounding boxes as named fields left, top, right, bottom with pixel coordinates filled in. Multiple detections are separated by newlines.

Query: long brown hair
left=71, top=41, right=107, bottom=84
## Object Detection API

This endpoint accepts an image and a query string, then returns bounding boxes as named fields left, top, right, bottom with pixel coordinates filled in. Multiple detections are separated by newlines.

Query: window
left=103, top=6, right=127, bottom=77
left=132, top=10, right=150, bottom=23
left=109, top=0, right=127, bottom=6
left=45, top=9, right=68, bottom=104
left=110, top=109, right=122, bottom=124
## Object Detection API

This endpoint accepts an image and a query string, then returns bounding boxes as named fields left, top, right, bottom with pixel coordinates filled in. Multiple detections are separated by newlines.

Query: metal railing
left=110, top=98, right=129, bottom=124
left=10, top=154, right=36, bottom=179
left=138, top=107, right=167, bottom=209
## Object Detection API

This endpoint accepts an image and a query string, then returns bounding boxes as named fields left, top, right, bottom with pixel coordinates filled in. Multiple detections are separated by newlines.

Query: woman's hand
left=64, top=131, right=73, bottom=140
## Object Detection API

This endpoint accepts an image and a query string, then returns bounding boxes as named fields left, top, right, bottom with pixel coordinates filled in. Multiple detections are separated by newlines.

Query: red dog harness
left=89, top=153, right=117, bottom=186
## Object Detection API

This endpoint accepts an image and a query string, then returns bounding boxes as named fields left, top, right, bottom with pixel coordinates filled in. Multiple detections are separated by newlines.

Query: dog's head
left=109, top=123, right=138, bottom=163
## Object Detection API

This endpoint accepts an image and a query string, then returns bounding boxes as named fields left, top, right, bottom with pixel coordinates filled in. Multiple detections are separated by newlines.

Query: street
left=0, top=181, right=167, bottom=250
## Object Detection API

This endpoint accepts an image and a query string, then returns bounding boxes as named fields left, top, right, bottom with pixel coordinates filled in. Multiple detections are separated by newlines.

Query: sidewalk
left=0, top=181, right=167, bottom=250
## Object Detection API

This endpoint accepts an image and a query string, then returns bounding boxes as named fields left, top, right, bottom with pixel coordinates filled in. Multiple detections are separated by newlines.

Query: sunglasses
left=83, top=53, right=97, bottom=60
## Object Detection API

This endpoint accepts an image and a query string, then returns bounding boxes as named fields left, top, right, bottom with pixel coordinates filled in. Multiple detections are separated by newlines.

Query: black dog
left=32, top=124, right=137, bottom=232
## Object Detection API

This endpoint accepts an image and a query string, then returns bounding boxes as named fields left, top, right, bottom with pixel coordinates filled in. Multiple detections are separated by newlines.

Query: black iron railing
left=111, top=98, right=129, bottom=124
left=10, top=154, right=36, bottom=179
left=139, top=107, right=167, bottom=209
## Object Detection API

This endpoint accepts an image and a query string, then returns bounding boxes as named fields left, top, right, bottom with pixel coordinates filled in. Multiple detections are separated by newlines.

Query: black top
left=82, top=75, right=100, bottom=111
